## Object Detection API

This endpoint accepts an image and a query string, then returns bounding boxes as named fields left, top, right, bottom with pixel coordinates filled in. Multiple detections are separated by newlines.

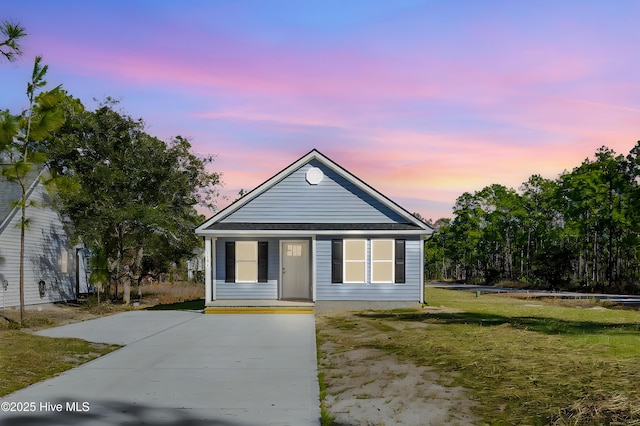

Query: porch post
left=204, top=237, right=213, bottom=303
left=211, top=238, right=216, bottom=301
left=311, top=235, right=317, bottom=302
left=419, top=237, right=425, bottom=304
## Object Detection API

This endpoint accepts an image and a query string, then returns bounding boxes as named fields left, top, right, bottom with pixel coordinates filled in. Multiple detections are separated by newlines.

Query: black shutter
left=331, top=239, right=343, bottom=283
left=395, top=239, right=405, bottom=283
left=258, top=241, right=268, bottom=283
left=225, top=241, right=235, bottom=283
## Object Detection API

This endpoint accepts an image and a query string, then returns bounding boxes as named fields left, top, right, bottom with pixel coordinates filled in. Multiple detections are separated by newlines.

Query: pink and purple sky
left=2, top=1, right=639, bottom=220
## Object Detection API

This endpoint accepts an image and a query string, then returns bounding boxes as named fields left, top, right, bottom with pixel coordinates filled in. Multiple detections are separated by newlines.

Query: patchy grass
left=139, top=281, right=204, bottom=305
left=316, top=327, right=336, bottom=426
left=318, top=288, right=640, bottom=425
left=0, top=282, right=205, bottom=330
left=0, top=331, right=119, bottom=397
left=0, top=304, right=123, bottom=331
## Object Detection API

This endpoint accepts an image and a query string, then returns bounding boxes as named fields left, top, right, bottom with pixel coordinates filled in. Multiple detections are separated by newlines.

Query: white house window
left=236, top=241, right=258, bottom=282
left=332, top=239, right=406, bottom=284
left=60, top=249, right=68, bottom=274
left=225, top=241, right=268, bottom=283
left=287, top=244, right=302, bottom=257
left=371, top=239, right=394, bottom=283
left=344, top=239, right=366, bottom=283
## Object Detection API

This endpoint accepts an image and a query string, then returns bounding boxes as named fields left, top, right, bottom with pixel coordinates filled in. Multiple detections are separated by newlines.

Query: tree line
left=1, top=21, right=219, bottom=321
left=425, top=144, right=640, bottom=294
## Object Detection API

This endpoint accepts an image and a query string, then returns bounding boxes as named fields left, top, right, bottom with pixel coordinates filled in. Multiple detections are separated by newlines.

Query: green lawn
left=0, top=331, right=119, bottom=397
left=318, top=288, right=640, bottom=425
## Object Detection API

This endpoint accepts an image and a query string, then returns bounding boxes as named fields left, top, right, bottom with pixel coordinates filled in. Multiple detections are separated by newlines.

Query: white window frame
left=235, top=241, right=258, bottom=283
left=343, top=239, right=367, bottom=283
left=60, top=249, right=68, bottom=274
left=371, top=239, right=395, bottom=283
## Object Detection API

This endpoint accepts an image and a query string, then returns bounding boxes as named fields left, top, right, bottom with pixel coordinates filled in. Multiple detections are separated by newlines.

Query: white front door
left=281, top=240, right=310, bottom=300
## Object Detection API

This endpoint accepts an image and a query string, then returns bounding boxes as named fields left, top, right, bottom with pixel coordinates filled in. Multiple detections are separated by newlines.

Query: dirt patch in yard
left=0, top=302, right=128, bottom=331
left=317, top=311, right=477, bottom=426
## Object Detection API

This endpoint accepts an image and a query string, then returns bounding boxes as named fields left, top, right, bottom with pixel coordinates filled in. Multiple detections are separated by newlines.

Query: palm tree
left=1, top=20, right=27, bottom=62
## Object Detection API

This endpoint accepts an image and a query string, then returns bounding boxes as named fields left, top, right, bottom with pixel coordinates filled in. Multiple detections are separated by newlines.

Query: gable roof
left=196, top=149, right=432, bottom=235
left=0, top=165, right=44, bottom=234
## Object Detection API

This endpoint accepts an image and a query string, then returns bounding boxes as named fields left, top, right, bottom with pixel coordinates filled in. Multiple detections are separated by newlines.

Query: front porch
left=204, top=237, right=315, bottom=304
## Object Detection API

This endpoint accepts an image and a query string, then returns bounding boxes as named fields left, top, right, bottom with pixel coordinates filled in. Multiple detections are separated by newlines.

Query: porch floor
left=207, top=299, right=314, bottom=307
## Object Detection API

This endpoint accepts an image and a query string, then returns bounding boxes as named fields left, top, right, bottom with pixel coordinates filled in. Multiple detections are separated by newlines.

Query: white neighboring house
left=0, top=165, right=89, bottom=308
left=187, top=248, right=204, bottom=282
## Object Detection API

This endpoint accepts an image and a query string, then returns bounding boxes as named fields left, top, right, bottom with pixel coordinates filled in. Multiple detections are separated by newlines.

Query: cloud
left=193, top=108, right=350, bottom=130
left=8, top=1, right=639, bottom=222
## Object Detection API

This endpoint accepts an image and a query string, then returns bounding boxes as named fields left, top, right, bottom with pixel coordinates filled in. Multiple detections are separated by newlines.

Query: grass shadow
left=145, top=298, right=205, bottom=311
left=356, top=311, right=640, bottom=336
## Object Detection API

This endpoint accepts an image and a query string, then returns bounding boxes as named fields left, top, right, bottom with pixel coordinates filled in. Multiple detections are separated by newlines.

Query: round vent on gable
left=305, top=167, right=324, bottom=185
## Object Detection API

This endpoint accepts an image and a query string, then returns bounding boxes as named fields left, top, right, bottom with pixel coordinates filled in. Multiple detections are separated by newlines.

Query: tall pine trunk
left=19, top=194, right=26, bottom=324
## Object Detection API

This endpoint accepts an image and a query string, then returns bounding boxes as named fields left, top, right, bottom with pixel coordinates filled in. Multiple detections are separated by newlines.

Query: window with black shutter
left=331, top=239, right=343, bottom=283
left=258, top=241, right=268, bottom=282
left=226, top=241, right=268, bottom=283
left=394, top=239, right=406, bottom=284
left=225, top=241, right=235, bottom=282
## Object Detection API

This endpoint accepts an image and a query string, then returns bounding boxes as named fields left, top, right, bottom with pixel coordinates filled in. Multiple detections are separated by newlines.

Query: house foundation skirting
left=314, top=300, right=422, bottom=313
left=205, top=300, right=314, bottom=314
left=204, top=299, right=421, bottom=314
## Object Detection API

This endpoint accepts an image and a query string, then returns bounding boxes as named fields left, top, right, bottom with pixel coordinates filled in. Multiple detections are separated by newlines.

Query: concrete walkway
left=0, top=311, right=320, bottom=425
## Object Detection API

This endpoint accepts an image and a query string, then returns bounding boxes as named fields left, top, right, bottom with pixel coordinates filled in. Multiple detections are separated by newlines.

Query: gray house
left=195, top=149, right=432, bottom=310
left=0, top=165, right=87, bottom=308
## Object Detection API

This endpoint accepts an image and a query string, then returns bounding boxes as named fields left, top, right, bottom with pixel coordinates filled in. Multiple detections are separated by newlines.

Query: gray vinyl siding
left=216, top=283, right=277, bottom=300
left=315, top=236, right=422, bottom=301
left=0, top=181, right=75, bottom=308
left=221, top=159, right=407, bottom=224
left=210, top=235, right=422, bottom=301
left=214, top=237, right=281, bottom=299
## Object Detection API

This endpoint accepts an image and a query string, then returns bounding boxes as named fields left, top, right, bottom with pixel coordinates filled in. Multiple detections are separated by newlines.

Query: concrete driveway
left=0, top=311, right=320, bottom=425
